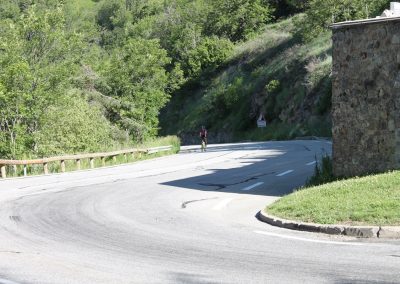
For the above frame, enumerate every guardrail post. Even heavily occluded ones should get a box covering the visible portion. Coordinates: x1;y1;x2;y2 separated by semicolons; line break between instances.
23;165;27;177
76;159;81;170
43;163;49;175
90;158;94;169
124;153;127;162
101;157;105;167
61;160;66;173
112;156;117;163
13;165;17;176
1;165;6;179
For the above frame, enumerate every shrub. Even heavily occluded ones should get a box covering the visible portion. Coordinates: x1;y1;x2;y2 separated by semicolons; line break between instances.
206;0;274;42
265;79;280;94
35;92;115;156
186;36;234;77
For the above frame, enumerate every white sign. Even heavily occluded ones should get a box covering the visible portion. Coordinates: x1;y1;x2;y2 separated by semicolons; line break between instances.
257;114;266;128
257;120;266;128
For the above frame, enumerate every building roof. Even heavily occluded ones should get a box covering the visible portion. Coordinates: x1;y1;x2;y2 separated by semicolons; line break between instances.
331;16;400;30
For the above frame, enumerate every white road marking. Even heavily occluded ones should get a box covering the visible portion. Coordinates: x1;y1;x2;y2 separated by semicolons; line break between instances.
306;161;317;166
254;231;364;246
242;182;264;191
276;170;294;177
212;198;235;210
0;279;21;284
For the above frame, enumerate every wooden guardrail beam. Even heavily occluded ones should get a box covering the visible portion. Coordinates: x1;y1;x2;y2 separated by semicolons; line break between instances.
0;145;173;179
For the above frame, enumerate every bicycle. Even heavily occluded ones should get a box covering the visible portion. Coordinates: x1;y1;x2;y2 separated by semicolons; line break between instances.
200;137;207;152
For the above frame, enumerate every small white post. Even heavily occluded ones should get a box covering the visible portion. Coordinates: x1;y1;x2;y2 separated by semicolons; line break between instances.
0;165;6;179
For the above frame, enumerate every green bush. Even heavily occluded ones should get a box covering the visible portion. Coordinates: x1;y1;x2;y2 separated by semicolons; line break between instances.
35;92;115;156
265;79;280;94
205;0;274;42
186;36;234;77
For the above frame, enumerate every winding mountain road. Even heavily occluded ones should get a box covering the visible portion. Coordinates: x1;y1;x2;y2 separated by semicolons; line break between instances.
0;141;399;283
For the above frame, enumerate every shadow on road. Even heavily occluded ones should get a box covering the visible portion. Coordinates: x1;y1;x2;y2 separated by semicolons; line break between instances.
163;141;331;197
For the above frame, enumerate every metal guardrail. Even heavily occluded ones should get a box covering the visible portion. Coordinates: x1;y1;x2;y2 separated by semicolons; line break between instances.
0;145;173;179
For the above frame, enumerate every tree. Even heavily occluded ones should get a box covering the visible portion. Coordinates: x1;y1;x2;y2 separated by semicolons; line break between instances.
205;0;274;42
300;0;389;40
269;0;308;18
0;5;83;158
35;92;115;155
186;36;234;77
102;38;172;141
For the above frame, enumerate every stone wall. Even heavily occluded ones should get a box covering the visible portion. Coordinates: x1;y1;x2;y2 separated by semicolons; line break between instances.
332;18;400;177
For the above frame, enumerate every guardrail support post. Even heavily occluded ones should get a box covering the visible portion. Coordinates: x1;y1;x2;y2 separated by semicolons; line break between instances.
112;156;117;163
43;163;49;175
13;165;17;176
90;158;94;169
101;157;105;167
23;165;27;177
76;159;81;170
124;153;127;162
1;165;6;179
61;160;66;173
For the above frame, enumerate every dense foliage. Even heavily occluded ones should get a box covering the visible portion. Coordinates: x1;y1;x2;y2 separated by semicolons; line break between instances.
0;0;276;158
0;0;393;157
300;0;390;39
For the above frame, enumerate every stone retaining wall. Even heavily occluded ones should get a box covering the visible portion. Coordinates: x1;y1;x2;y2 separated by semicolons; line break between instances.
332;18;400;177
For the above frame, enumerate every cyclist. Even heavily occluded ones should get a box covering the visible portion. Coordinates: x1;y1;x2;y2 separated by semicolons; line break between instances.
199;125;207;152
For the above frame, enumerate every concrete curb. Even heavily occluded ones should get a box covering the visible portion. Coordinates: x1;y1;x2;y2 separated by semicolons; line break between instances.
257;210;400;239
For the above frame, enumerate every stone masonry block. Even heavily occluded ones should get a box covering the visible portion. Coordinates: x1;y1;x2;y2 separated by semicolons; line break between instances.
332;19;400;176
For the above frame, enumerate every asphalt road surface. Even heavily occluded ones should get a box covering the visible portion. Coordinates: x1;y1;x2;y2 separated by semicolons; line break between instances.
0;141;399;284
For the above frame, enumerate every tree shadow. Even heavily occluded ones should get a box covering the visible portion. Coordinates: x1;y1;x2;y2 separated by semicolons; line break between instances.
164;142;330;198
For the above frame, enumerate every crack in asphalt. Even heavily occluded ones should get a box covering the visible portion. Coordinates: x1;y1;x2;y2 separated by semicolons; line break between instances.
9;216;21;222
197;172;275;190
181;197;219;209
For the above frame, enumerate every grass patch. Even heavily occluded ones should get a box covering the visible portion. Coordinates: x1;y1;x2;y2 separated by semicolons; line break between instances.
266;171;400;226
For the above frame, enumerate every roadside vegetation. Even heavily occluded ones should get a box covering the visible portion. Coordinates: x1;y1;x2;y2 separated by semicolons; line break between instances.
161;15;333;143
305;155;336;186
266;170;400;226
0;0;391;159
160;0;390;143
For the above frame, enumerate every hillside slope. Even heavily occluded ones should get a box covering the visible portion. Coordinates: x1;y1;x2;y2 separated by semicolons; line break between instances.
160;16;332;144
